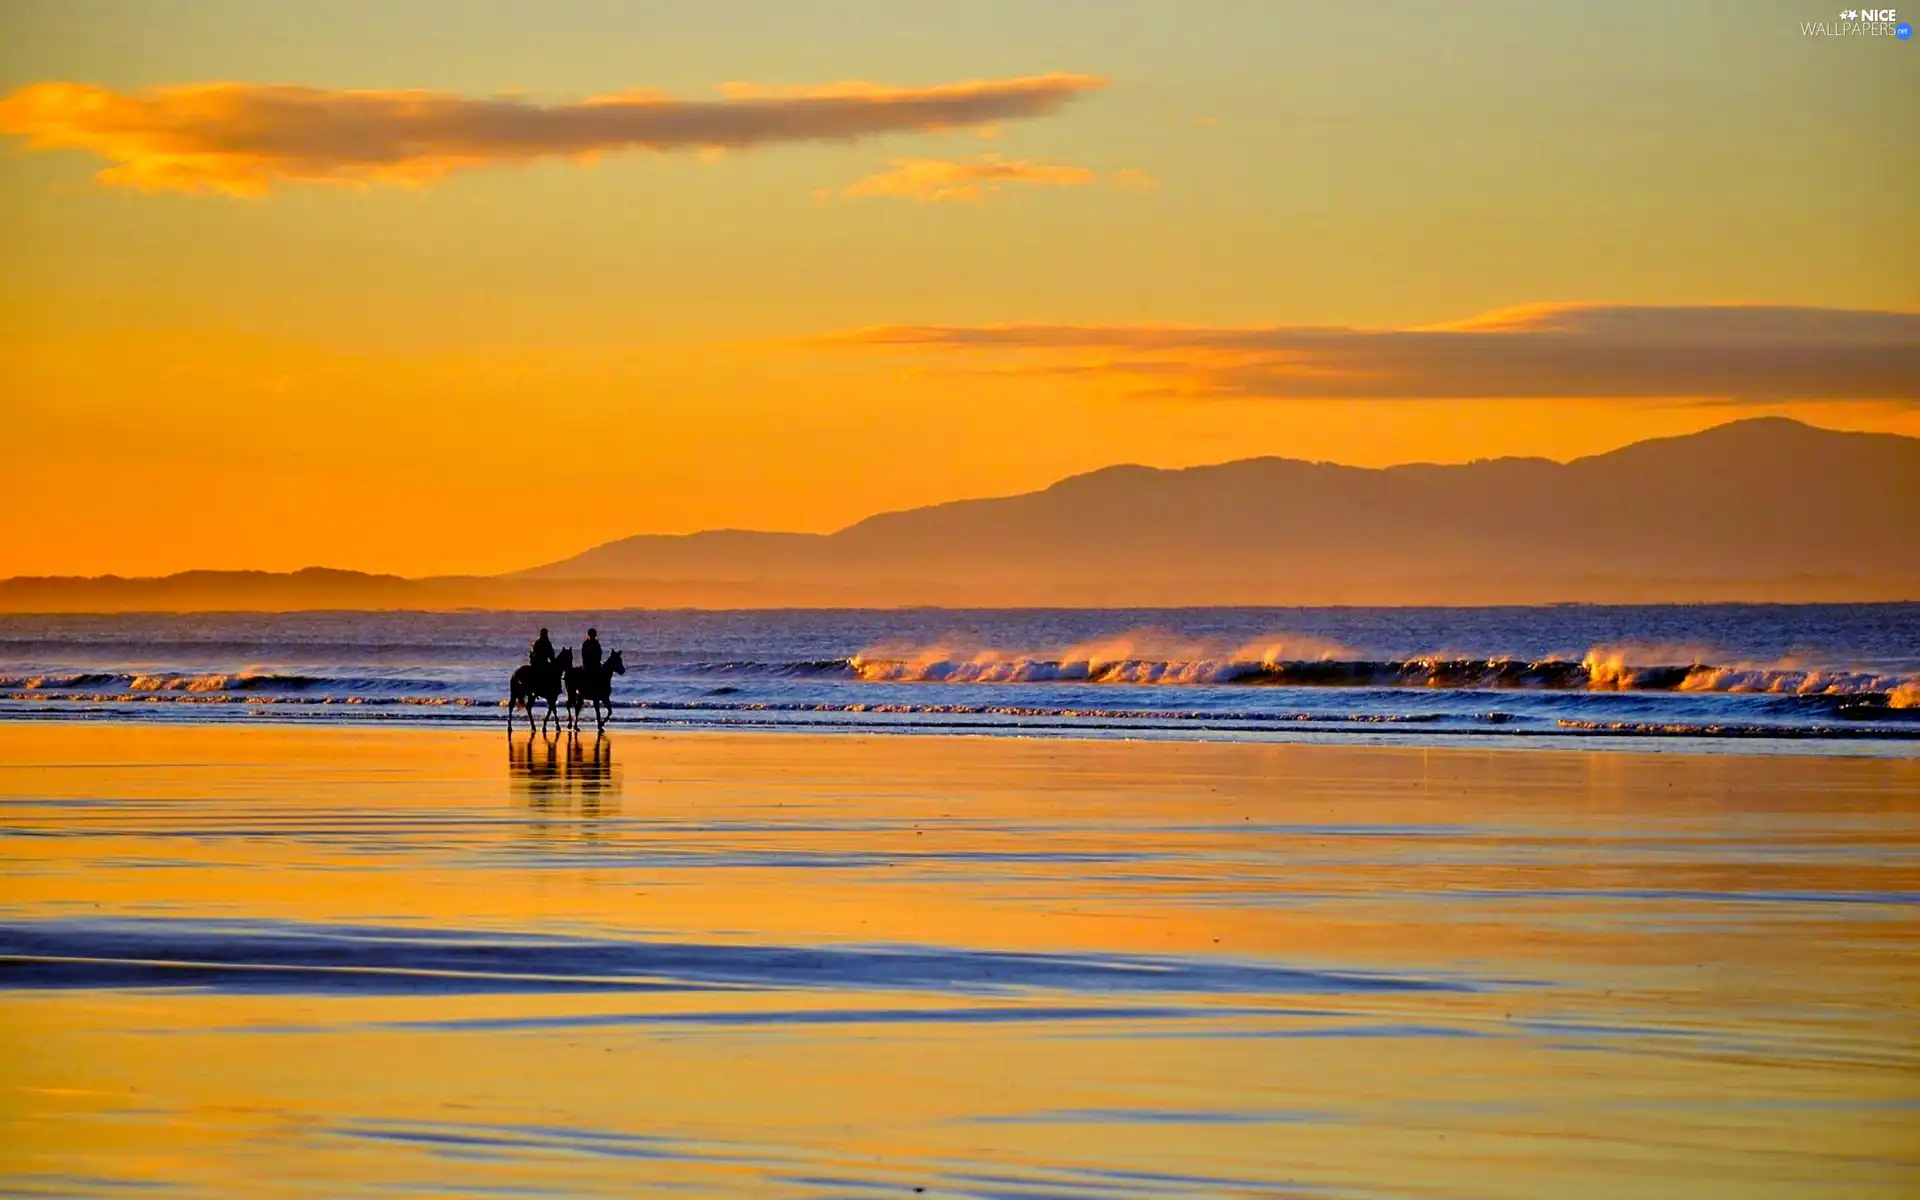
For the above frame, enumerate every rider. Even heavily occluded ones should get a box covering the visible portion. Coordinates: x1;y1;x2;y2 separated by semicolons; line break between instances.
529;627;554;670
580;627;603;677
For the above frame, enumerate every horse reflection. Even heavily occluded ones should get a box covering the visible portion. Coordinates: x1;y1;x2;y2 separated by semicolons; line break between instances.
509;732;619;818
564;732;615;807
508;734;563;805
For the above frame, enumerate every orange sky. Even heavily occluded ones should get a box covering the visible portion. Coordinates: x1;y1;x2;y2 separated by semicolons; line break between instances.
1;1;1914;578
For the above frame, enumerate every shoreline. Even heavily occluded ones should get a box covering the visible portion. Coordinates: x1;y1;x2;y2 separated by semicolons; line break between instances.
2;710;1917;760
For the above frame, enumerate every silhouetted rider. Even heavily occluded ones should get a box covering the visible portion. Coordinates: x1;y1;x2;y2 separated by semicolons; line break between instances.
581;627;603;676
529;628;554;670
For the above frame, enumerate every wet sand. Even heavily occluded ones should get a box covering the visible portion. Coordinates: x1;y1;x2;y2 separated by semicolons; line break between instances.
2;723;1917;1197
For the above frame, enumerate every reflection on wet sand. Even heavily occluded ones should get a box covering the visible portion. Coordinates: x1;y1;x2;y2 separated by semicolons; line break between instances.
2;725;1917;1198
510;732;619;814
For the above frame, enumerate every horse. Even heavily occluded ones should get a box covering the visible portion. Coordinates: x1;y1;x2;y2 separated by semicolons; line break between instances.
564;649;625;733
508;646;572;735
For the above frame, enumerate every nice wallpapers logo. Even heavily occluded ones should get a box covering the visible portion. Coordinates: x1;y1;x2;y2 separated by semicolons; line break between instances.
1802;7;1913;35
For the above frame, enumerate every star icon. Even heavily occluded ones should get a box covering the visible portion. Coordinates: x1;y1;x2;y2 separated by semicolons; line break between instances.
1840;7;1857;16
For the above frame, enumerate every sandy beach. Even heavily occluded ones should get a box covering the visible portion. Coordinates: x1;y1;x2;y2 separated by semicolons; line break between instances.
1;723;1915;1197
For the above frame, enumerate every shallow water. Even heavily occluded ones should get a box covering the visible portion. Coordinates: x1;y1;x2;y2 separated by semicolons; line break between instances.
2;724;1917;1197
3;605;1917;749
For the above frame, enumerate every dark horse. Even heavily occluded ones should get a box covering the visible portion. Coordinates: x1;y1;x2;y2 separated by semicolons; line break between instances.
565;649;626;733
508;646;572;734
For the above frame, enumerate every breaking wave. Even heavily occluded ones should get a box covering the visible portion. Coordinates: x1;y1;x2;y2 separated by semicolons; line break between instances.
838;636;1919;702
4;651;1915;705
851;632;1357;685
3;613;1915;744
0;671;450;695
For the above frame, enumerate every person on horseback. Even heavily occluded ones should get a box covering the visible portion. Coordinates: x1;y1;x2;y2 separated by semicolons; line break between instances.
580;628;603;679
529;628;555;670
509;644;571;735
565;645;624;733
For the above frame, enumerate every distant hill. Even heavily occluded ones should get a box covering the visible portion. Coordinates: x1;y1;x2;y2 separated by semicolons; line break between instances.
515;418;1920;605
0;568;438;614
4;419;1916;611
0;568;905;614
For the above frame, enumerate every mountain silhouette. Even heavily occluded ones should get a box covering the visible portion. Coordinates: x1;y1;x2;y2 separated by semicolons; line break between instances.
516;417;1920;605
5;418;1915;610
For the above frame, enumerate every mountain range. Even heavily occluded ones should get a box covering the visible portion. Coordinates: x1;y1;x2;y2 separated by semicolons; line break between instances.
6;418;1916;611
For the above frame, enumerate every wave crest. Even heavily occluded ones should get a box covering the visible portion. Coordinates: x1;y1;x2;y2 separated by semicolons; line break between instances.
851;629;1357;685
847;634;1916;699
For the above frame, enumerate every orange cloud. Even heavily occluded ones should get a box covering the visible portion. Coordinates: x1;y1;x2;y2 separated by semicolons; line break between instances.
839;153;1096;203
836;154;1155;203
820;304;1920;403
0;74;1107;195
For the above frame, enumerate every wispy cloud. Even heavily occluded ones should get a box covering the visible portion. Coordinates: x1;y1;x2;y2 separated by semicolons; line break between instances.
834;153;1152;203
0;74;1107;195
822;304;1920;403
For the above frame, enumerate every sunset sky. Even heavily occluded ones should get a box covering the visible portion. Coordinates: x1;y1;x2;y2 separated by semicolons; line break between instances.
2;0;1915;578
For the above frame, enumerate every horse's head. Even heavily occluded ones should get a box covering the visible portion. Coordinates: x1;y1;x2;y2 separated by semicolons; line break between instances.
555;646;573;668
608;649;626;675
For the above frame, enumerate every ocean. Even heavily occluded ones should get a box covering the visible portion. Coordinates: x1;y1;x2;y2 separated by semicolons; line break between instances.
0;605;1915;751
